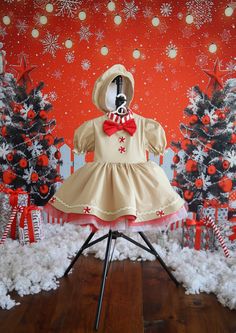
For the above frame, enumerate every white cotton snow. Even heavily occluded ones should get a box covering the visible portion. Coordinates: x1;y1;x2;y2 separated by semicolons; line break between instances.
0;224;235;311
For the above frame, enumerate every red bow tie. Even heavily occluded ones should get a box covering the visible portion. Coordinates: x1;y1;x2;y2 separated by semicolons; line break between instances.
103;118;137;136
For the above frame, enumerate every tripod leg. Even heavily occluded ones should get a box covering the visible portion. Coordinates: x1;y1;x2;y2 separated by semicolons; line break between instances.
95;230;113;331
64;231;95;276
138;232;179;287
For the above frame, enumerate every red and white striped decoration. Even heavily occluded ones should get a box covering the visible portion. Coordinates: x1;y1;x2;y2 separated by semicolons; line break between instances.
0;206;18;244
107;109;133;124
203;215;230;258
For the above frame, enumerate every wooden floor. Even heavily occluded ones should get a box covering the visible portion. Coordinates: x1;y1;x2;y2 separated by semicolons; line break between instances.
0;255;235;333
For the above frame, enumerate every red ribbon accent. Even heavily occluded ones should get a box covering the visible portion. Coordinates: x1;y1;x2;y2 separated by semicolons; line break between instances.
203;199;228;208
103;118;137;136
19;205;41;243
4;188;29;207
186;218;210;250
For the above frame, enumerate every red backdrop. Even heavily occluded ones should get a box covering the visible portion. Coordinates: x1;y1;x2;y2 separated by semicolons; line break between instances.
0;0;235;147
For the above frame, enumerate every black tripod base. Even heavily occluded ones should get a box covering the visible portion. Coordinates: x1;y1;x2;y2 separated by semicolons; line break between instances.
64;230;179;331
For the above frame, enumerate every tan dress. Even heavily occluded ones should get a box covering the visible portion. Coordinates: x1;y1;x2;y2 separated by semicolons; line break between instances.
46;111;187;231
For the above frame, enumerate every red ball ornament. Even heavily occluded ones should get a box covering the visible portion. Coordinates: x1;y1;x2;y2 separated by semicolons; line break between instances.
173;154;180;164
195;178;203;188
222;160;230;170
2;170;16;184
19;158;28;168
201;115;210;125
204;142;212;152
37;154;49;167
230;133;236;144
39;110;48;120
6;153;14;162
185;159;198;172
31;172;39;182
11;102;22;113
54;150;61;160
207;165;216;175
218;176;233;193
44;134;54;145
27;110;36;119
39;184;49;195
184;190;194;201
189;115;198;124
171;180;179;187
24;137;32;146
1;126;7;137
181;139;191;150
218;112;226;120
54;176;61;182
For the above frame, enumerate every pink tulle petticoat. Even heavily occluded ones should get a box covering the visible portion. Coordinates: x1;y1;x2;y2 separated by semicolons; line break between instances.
44;202;188;232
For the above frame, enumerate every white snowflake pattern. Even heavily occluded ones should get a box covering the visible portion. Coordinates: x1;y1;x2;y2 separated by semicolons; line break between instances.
28;140;43;157
122;1;139;20
36;90;50;108
16;20;28;34
192;146;208;163
48;91;58;101
226;61;236;72
54;0;81;18
187;87;198;99
195;54;208;67
154;62;164;72
20;103;34;120
95;30;104;41
0;143;12;159
23;166;35;184
0;26;7;39
78;25;92;42
186;0;214;29
143;6;153;18
165;42;178;57
225;151;236;167
65;52;75;63
33;0;47;7
33;13;42;26
41;31;61;58
220;29;231;43
188;97;201;113
80;80;88;89
52;69;62;79
160;3;172;17
81;59;91;71
201;174;212;190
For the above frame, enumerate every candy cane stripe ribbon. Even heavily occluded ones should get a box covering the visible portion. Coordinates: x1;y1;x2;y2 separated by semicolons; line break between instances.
0;206;24;245
203;215;230;258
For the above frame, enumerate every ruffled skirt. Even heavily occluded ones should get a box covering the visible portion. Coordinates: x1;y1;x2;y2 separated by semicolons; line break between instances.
44;160;188;231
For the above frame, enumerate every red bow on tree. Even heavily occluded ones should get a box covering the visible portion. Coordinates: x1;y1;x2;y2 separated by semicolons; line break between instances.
103;119;137;136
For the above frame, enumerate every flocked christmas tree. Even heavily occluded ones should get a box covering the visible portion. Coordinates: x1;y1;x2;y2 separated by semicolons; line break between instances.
171;60;236;213
0;43;64;206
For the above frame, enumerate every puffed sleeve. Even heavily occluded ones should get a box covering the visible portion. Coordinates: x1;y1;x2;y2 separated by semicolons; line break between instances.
73;120;95;155
144;118;167;155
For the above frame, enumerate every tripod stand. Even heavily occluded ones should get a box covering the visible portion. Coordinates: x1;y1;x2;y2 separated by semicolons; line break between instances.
64;229;179;331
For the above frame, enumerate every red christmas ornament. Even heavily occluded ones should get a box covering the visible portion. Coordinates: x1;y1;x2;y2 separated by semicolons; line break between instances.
39;110;48;120
31;172;39;182
185;159;198;172
204;142;212;152
171;180;179;187
218;176;233;193
27;110;36;119
19;158;28;168
218;112;226;120
39;184;49;195
1;126;7;137
54;150;61;159
11;102;22;113
207;165;216;175
201;115;210;125
2;169;16;184
173;154;180;164
6;153;14;162
44;134;54;145
37;154;49;167
54;176;61;182
181;138;191;150
184;190;194;201
24;137;32;146
189;115;198;124
195;178;203;188
230;133;236;144
203;58;231;94
222;160;230;170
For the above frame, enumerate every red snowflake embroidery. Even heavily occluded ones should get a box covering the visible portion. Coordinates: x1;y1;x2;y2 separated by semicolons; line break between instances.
156;210;165;217
119;136;126;143
118;146;126;154
84;206;91;214
50;197;56;204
